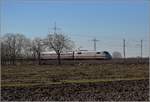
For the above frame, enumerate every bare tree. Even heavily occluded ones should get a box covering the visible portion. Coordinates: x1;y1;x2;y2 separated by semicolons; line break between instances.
1;33;29;65
1;41;8;65
45;33;74;64
22;38;32;58
31;38;44;65
2;34;16;64
1;33;73;65
112;51;122;59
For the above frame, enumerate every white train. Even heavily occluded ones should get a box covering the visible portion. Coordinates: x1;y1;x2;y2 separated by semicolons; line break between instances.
41;50;112;60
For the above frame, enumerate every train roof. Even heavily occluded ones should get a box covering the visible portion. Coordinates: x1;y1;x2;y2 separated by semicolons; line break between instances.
41;50;110;54
41;51;56;54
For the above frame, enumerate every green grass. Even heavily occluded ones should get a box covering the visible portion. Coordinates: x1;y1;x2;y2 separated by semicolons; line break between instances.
1;64;149;87
62;77;148;83
2;77;148;87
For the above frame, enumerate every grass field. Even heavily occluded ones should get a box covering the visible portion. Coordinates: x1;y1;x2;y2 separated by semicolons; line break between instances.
1;63;149;87
1;63;149;101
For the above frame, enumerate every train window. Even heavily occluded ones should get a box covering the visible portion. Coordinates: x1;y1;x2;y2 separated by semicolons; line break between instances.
96;52;101;54
77;52;82;54
103;51;109;54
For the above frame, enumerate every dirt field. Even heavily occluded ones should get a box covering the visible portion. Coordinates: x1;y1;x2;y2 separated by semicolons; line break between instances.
1;63;149;101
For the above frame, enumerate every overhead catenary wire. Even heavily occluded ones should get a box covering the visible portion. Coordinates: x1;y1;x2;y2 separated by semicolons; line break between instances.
47;24;148;57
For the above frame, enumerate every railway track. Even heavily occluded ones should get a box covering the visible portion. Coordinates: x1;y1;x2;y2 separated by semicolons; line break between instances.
40;58;149;64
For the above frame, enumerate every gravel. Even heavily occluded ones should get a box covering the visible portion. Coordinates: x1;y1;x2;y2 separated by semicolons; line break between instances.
1;79;149;101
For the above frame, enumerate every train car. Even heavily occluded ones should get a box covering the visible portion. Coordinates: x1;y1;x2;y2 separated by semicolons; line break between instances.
74;51;112;60
41;50;112;60
41;51;73;60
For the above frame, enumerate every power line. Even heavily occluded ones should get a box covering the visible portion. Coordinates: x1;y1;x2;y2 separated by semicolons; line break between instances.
54;22;57;34
123;39;126;59
141;40;143;58
49;22;61;34
91;38;99;51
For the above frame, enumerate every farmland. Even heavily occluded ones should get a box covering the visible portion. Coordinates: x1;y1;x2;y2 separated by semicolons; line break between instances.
1;62;149;101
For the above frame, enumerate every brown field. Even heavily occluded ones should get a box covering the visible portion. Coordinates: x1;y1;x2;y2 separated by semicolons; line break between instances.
1;61;149;101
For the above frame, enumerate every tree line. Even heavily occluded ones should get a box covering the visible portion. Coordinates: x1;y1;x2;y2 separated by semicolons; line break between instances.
1;33;74;65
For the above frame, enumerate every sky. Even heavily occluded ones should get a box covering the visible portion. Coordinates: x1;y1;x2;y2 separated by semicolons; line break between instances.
1;0;150;57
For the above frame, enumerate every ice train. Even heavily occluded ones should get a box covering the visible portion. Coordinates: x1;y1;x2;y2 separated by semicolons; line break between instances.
41;50;112;60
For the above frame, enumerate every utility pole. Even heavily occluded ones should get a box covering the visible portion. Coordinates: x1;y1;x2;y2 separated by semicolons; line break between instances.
54;22;57;34
50;22;61;34
92;38;99;51
141;40;143;58
123;39;126;59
